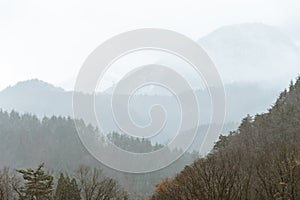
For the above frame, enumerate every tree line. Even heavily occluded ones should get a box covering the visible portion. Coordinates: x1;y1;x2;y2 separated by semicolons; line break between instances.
150;78;300;199
0;110;198;199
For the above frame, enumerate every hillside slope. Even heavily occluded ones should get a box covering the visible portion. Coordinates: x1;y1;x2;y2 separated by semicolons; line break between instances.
151;77;300;200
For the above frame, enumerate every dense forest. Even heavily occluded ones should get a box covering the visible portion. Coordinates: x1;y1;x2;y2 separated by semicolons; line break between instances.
150;78;300;199
0;110;197;199
1;77;300;199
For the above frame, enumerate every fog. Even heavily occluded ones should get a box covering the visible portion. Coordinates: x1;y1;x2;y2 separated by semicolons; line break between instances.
0;0;300;91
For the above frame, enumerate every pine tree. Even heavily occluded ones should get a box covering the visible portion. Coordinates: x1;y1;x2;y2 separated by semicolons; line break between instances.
17;163;53;200
64;176;71;199
54;173;67;200
69;178;81;200
55;174;80;200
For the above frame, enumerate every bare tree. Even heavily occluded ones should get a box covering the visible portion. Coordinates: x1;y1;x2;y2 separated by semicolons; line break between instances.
0;168;19;200
76;166;128;200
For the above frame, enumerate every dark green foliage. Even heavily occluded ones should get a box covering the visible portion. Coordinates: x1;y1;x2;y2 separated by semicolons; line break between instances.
107;132;163;153
0;112;98;171
70;178;81;200
54;174;66;200
55;173;80;200
16;163;53;200
0;110;198;198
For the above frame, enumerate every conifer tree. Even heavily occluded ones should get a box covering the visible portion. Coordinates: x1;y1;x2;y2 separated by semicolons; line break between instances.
69;178;81;200
55;174;81;200
54;173;67;200
17;163;53;200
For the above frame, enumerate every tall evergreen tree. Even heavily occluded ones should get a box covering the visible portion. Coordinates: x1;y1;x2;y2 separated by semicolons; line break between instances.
69;178;81;200
55;173;80;200
54;173;67;200
17;163;53;200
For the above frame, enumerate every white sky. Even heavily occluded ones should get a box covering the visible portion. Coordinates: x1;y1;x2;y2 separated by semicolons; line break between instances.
0;0;299;90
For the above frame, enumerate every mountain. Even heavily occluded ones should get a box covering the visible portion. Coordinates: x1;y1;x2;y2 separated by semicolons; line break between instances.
0;79;72;117
0;80;276;128
0;23;298;150
199;23;300;88
2;79;64;93
1;23;297;122
150;77;300;199
0;79;279;154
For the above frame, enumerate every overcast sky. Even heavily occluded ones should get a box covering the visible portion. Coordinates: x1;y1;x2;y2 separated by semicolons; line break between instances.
0;0;300;91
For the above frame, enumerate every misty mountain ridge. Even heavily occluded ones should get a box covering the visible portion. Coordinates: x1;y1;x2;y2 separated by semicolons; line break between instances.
0;22;298;142
117;23;299;93
1;22;299;199
2;79;65;94
0;78;276;153
199;23;300;88
0;78;278;124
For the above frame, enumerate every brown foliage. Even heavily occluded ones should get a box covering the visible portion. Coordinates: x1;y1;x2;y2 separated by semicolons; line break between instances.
151;77;300;200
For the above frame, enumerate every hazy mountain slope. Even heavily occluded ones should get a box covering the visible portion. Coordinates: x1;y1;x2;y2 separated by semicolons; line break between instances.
199;23;300;88
0;79;73;117
0;23;297;143
0;79;278;154
0;80;277;124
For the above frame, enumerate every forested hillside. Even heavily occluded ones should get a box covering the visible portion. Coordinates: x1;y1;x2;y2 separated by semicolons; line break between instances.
0;111;197;199
150;77;300;200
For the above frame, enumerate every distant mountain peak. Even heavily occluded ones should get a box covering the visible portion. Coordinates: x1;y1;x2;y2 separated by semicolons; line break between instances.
200;23;297;47
198;23;300;88
2;79;65;93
